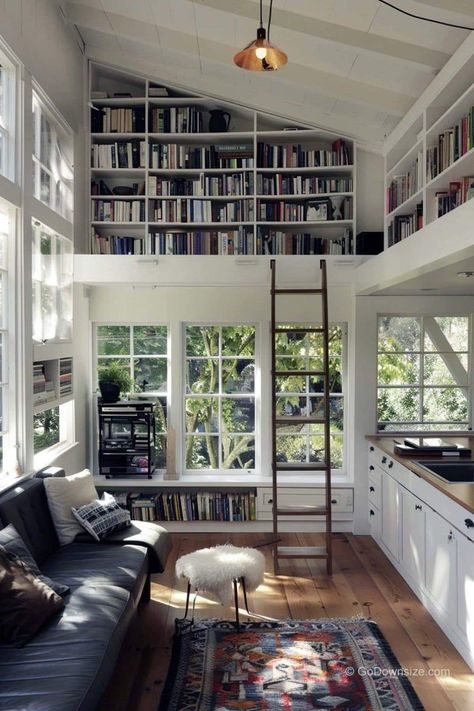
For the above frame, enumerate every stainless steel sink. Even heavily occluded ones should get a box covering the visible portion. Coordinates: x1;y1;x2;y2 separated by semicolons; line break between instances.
415;460;474;484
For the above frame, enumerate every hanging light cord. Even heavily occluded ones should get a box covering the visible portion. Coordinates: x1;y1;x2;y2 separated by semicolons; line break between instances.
267;0;274;40
377;0;473;31
259;0;263;28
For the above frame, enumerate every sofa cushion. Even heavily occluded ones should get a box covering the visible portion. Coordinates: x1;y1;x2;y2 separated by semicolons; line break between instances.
0;524;70;597
72;492;131;541
0;479;59;565
41;541;148;596
0;583;135;711
0;546;64;648
44;469;98;546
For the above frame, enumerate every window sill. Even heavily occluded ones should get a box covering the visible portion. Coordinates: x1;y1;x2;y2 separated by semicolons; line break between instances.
33;440;79;471
0;472;34;496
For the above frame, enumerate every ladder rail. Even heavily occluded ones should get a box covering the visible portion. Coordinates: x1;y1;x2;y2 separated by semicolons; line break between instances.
270;259;333;576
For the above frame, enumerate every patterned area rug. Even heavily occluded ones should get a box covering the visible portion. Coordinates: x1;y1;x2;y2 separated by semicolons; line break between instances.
159;618;425;710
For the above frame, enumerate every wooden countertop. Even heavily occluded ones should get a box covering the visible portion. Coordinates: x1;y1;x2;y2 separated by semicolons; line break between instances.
366;435;474;514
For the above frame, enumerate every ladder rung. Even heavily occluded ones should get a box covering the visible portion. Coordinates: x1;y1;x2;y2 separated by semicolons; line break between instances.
274;370;325;377
274;328;325;334
276;416;325;424
273;288;323;295
276;507;328;516
277;545;328;559
275;462;328;471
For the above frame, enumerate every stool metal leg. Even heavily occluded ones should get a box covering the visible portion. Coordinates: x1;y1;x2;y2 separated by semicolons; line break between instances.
240;577;250;615
183;580;191;619
175;581;193;636
233;578;240;632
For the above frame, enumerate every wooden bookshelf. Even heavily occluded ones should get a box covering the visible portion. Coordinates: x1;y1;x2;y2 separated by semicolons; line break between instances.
384;47;474;249
89;64;357;257
33;357;73;415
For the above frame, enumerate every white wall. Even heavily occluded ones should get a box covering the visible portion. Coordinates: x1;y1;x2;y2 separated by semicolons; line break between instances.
356;149;384;234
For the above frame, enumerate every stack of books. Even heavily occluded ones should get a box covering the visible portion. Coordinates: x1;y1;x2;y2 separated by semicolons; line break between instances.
116;490;258;522
149;106;204;133
59;358;73;399
91;107;145;133
148;173;253;196
33;363;56;407
386;152;423;212
387;202;423;246
91;141;147;169
146;228;254;255
90;229;143;255
257;174;353;195
257;139;352;168
426;107;474;180
257;229;351;255
149;198;253;223
92;199;145;222
434;176;474;218
149;144;254;170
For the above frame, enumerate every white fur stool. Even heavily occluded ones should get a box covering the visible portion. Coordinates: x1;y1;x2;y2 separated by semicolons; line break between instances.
176;544;266;630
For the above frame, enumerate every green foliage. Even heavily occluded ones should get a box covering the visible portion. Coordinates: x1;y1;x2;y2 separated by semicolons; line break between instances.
34;407;59;454
98;361;132;395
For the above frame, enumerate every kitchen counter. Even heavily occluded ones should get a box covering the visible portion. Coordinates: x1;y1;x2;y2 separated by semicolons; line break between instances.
366;435;474;514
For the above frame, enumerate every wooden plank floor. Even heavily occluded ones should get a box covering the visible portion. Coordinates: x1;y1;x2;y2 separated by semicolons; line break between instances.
98;532;474;711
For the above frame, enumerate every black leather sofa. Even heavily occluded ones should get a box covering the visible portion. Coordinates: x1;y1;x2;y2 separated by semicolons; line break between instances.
0;474;171;711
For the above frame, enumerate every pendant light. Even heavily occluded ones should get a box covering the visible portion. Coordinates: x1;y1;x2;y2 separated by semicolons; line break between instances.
233;0;287;72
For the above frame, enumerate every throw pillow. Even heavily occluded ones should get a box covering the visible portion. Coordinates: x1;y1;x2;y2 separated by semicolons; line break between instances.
0;546;64;647
44;469;98;545
0;524;69;597
72;492;131;541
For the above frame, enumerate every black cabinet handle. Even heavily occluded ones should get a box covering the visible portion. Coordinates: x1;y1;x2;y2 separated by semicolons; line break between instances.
369;509;375;516
415;504;422;511
331;499;337;504
268;499;273;504
370;486;375;492
370;446;374;452
388;461;394;469
465;518;474;529
369;465;374;471
382;456;387;464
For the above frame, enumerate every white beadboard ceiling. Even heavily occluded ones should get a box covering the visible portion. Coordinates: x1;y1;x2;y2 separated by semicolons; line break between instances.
64;0;473;149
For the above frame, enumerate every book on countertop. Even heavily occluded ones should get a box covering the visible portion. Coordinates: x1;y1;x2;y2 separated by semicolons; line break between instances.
394;438;471;457
149;87;169;97
91;91;108;100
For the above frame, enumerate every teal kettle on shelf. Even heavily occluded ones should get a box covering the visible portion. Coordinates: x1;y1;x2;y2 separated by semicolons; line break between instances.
209;110;231;132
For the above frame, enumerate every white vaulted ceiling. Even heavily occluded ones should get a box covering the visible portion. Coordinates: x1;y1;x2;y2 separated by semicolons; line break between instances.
63;0;473;149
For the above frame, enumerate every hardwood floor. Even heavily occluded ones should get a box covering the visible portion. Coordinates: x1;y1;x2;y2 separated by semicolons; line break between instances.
98;532;474;711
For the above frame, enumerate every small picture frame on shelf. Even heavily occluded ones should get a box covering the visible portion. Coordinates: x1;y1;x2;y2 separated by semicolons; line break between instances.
306;198;330;222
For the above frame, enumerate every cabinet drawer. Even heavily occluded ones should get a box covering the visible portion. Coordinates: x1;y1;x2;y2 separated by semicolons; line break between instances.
368;473;382;510
258;488;353;520
368;444;396;474
369;504;381;540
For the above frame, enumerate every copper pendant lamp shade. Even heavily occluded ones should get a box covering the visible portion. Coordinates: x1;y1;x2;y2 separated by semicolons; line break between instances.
233;1;287;72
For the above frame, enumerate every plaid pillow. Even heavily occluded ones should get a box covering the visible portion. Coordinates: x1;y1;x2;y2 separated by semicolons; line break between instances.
72;493;131;541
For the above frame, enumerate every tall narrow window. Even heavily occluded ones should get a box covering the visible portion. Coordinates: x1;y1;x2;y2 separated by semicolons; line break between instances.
32;220;73;342
0;49;16;180
32;93;73;220
377;316;470;431
96;325;169;467
184;325;256;471
0;200;12;474
275;324;344;469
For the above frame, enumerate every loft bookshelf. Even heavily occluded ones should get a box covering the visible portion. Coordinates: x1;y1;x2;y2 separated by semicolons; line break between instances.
384;44;474;249
88;63;359;257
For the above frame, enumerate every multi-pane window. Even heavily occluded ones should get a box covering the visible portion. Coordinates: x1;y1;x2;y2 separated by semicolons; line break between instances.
0;54;15;180
0;202;10;472
32;93;73;220
96;325;168;467
185;325;256;470
275;325;344;469
32;220;73;342
377;316;470;431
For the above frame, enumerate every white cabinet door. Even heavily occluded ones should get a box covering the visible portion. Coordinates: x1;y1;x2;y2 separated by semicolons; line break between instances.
381;473;400;561
401;488;426;587
457;533;474;654
425;508;457;618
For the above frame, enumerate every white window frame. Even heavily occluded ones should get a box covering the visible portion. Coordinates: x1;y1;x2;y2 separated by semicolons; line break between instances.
0;41;17;182
274;321;347;474
183;323;259;475
377;314;471;434
33;400;75;469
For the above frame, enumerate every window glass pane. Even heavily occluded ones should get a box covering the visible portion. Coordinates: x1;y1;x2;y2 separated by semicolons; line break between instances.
185;397;218;433
133;326;167;355
378;316;420;352
134;357;167;392
34;407;60;453
378;387;420;424
222;359;255;393
221;435;255;469
424;316;469;352
97;325;130;355
276;435;306;463
186;435;218;469
378;353;420;386
222;326;255;356
186;326;219;356
187;359;219;394
423;388;468;422
423;354;467;386
222;397;255;433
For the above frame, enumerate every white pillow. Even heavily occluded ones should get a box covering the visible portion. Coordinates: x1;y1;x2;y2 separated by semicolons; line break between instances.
44;469;98;545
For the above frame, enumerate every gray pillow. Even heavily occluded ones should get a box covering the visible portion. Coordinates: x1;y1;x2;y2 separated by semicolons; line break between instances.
72;492;131;541
0;525;69;597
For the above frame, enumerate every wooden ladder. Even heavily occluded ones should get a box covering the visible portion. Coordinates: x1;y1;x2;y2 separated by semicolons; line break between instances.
270;258;332;576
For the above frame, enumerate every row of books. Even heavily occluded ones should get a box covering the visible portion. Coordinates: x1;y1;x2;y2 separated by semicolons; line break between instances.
59;358;73;398
258;230;352;255
434;177;474;218
149;106;204;133
90;229;142;255
256;174;353;195
387;152;423;212
257;139;352;168
92;200;145;222
91;141;147;169
387;202;423;247
147;229;254;255
114;490;258;522
149;144;254;169
91;179;145;196
148;199;254;223
91;107;146;134
426;108;474;181
147;173;254;197
33;362;56;406
257;197;352;222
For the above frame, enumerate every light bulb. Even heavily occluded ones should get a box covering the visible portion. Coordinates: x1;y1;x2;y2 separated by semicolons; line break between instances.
255;46;267;59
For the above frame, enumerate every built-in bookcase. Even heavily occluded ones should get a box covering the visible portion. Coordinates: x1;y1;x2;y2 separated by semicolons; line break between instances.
89;64;358;257
33;357;73;415
384;50;474;249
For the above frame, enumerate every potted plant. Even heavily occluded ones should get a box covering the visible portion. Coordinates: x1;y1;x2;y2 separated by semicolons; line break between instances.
98;363;132;403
